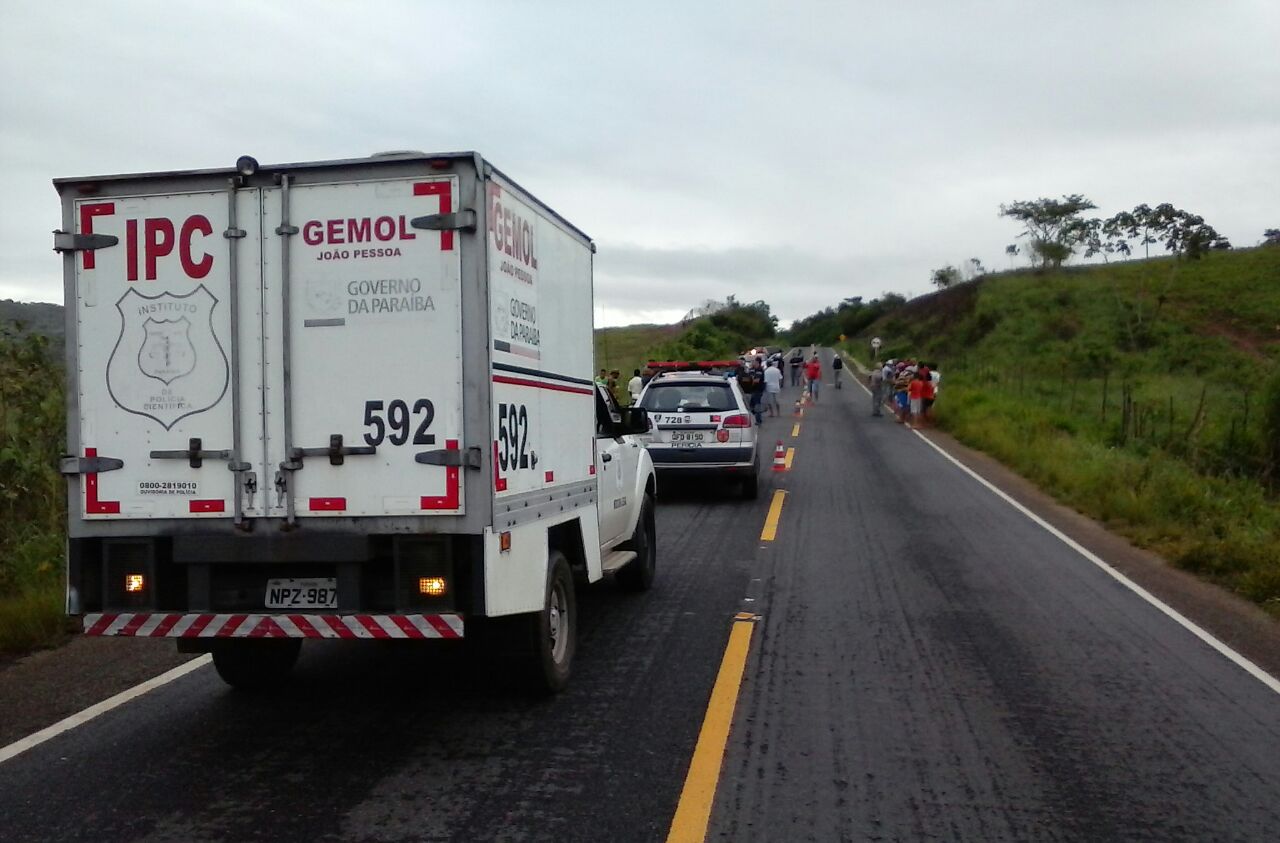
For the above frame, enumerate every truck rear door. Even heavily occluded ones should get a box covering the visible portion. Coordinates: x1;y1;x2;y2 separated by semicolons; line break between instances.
260;175;464;519
71;190;254;520
69;173;464;522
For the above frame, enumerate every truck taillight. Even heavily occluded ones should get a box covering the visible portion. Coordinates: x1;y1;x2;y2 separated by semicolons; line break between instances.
418;577;448;597
722;414;751;428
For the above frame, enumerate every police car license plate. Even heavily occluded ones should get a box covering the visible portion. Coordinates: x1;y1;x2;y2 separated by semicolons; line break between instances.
669;431;706;446
265;578;338;609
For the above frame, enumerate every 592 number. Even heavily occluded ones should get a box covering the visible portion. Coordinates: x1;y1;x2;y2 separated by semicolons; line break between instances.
497;402;529;471
363;399;435;447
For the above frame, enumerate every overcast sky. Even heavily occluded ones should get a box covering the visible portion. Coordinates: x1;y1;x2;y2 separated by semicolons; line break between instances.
2;0;1276;327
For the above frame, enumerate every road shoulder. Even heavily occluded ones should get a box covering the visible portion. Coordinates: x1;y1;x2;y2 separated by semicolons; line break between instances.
916;423;1280;681
0;637;197;747
843;352;1279;684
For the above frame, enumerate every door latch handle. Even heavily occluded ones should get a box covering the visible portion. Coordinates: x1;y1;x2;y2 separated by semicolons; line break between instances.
291;434;376;466
601;453;613;463
274;470;288;508
243;471;258;509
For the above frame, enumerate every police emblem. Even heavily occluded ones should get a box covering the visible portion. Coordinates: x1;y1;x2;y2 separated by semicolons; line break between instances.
138;317;196;384
107;286;229;430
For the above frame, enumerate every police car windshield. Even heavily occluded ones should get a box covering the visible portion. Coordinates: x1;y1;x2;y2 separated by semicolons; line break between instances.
640;382;738;413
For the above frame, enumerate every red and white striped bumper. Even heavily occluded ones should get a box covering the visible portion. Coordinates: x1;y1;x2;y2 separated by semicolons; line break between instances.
82;612;464;640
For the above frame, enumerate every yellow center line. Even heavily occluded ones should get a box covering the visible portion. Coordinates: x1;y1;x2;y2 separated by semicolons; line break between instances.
759;489;786;542
790;422;800;437
665;618;756;843
784;448;795;470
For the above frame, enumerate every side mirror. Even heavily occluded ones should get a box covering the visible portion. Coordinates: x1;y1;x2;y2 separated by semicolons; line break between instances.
619;407;651;435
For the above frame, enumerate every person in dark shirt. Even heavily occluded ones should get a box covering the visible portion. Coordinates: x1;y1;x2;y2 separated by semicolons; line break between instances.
789;352;804;387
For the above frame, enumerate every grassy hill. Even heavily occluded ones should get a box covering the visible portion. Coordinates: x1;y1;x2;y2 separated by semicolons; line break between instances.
595;302;779;376
1;300;64;343
594;323;684;376
844;247;1280;616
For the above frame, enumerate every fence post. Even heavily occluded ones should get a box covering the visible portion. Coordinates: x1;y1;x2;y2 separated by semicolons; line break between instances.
1101;370;1109;422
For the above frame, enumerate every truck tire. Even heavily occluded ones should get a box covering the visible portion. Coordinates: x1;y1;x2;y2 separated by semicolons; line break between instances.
617;494;656;592
211;639;301;691
519;551;576;694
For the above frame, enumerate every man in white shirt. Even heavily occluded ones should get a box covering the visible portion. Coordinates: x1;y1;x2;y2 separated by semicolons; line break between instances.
763;361;783;416
627;369;643;405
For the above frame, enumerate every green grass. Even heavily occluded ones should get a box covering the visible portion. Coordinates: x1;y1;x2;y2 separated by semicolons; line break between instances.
0;585;67;658
846;247;1280;616
1;327;68;656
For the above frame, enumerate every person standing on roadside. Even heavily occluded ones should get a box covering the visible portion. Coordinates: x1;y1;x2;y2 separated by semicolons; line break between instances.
907;370;925;429
832;354;844;389
881;359;895;413
893;364;912;422
921;367;936;423
739;359;765;424
805;353;822;402
763;359;783;417
789;350;804;387
869;363;884;416
607;370;622;406
627;368;643;405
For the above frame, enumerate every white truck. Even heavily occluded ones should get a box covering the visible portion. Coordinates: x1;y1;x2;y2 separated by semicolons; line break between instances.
54;152;657;692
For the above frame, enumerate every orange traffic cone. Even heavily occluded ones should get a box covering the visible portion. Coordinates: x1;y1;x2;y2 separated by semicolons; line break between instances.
772;440;787;472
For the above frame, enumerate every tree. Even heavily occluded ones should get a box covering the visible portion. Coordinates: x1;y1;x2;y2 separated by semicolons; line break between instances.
931;266;962;289
1004;244;1020;268
998;194;1097;269
1263;229;1280;247
969;258;986;278
1153;207;1229;260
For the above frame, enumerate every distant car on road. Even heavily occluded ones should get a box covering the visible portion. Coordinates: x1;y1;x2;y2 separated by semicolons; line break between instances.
638;369;760;498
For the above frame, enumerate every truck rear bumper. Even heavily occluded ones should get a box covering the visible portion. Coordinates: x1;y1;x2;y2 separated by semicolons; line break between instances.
81;612;464;640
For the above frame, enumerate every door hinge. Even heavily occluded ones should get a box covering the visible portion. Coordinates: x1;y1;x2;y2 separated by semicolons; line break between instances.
52;231;119;253
150;438;232;469
410;209;477;232
290;434;377;467
60;455;124;475
415;446;482;469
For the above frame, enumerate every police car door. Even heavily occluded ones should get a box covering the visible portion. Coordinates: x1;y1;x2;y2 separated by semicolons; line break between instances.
594;386;629;545
259;174;464;520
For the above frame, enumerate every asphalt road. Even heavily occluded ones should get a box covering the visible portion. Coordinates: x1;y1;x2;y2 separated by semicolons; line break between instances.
2;351;1278;842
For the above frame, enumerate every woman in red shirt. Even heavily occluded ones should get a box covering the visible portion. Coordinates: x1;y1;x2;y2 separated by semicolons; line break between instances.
907;372;925;428
920;368;936;423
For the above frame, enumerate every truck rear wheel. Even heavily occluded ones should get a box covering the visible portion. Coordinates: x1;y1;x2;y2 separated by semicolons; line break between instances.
211;639;301;691
519;551;576;694
617;494;656;592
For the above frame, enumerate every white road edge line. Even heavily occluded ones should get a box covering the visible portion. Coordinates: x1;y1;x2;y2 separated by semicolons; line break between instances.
841;352;1280;696
0;654;212;765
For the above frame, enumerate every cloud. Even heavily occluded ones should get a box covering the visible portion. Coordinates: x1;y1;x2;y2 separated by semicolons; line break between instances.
595;244;920;325
2;0;1277;324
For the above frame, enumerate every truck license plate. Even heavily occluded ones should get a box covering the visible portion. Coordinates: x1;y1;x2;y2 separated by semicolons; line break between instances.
265;578;338;610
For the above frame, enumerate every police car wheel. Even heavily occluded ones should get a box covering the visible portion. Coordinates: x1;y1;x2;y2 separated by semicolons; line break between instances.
617;494;656;592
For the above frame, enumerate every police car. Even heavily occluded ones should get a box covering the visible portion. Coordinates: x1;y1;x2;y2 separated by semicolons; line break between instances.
637;363;761;498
